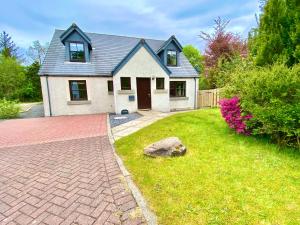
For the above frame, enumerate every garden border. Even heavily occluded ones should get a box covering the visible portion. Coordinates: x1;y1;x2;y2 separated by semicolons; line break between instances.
106;114;157;225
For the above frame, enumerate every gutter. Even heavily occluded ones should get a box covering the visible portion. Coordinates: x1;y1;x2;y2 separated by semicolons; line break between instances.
194;77;197;109
45;75;52;116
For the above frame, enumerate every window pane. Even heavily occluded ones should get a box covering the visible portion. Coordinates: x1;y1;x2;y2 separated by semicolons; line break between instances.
170;81;176;97
70;43;77;51
156;78;164;90
69;80;88;100
167;50;177;66
169;81;186;97
76;43;84;51
72;90;80;100
70;42;85;62
77;81;86;90
107;81;113;92
121;77;131;90
71;82;79;91
70;51;84;61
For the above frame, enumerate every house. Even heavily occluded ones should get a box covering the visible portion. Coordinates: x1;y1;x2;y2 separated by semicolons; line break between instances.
39;23;199;116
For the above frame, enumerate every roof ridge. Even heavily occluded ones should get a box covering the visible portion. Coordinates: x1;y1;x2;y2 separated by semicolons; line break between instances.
55;29;166;42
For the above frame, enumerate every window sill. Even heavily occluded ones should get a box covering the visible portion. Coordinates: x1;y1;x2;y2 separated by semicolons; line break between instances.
67;100;91;105
117;90;135;94
64;61;91;64
154;89;168;94
108;91;114;95
170;97;189;101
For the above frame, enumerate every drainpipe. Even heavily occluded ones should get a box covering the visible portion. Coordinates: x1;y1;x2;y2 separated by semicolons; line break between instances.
45;75;52;116
194;77;197;109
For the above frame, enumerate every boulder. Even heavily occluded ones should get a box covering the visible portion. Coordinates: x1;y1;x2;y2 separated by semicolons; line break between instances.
144;137;186;157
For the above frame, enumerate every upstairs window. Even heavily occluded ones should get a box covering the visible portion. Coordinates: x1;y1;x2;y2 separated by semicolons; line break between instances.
69;42;85;62
167;50;177;66
69;80;88;100
170;81;186;97
121;77;131;90
156;78;164;90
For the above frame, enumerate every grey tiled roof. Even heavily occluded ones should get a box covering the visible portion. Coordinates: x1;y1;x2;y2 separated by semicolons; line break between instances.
40;29;199;78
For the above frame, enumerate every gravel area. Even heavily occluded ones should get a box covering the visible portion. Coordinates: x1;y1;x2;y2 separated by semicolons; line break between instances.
109;112;142;128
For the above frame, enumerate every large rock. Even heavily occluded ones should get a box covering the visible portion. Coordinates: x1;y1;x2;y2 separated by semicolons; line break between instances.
144;137;186;157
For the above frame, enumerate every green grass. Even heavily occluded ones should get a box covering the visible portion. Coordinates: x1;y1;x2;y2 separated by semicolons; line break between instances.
115;109;300;225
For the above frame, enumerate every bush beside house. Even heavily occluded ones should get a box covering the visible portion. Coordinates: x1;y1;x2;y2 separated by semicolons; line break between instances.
219;96;252;135
222;64;300;148
0;99;20;119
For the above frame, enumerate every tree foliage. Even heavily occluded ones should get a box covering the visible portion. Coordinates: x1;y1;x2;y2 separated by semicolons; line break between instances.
182;45;204;73
249;0;300;66
27;40;49;64
0;34;43;102
0;31;19;59
200;17;247;69
0;55;25;99
199;17;248;89
22;62;42;101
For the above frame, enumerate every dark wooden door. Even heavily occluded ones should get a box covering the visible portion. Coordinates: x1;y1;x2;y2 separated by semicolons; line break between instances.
136;78;151;109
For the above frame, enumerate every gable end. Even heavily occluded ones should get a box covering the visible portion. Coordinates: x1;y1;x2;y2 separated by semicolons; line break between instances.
112;39;171;76
60;23;92;49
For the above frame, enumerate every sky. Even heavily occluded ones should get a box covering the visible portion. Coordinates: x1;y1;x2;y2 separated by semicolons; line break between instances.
0;0;260;54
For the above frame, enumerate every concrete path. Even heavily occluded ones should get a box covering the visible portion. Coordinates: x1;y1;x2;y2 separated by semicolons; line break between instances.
19;103;44;119
111;111;173;141
0;115;145;225
20;102;42;113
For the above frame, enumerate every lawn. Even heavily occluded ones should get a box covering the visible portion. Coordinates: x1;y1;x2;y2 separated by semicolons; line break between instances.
115;109;300;225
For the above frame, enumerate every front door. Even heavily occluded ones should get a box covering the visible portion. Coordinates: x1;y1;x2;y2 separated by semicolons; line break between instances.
136;78;151;109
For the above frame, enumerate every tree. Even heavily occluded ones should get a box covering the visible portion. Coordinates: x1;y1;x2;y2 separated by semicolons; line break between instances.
200;17;247;69
199;17;248;88
22;62;42;101
27;41;49;64
182;45;204;73
249;0;300;66
0;31;19;58
0;55;25;99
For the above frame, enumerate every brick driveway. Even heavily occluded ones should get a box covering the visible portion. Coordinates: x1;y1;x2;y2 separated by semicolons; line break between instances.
0;115;145;225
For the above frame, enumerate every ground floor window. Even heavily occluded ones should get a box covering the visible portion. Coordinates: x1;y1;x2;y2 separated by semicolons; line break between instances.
170;81;186;97
69;80;88;100
107;80;113;92
121;77;131;90
156;78;164;90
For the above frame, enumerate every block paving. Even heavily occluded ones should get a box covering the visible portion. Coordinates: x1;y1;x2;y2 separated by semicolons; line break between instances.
0;115;145;225
0;114;107;148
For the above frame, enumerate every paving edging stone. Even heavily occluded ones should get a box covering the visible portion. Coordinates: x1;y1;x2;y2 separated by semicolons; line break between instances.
106;114;157;225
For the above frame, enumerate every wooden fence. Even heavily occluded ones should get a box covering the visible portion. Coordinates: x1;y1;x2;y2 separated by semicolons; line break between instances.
197;88;220;108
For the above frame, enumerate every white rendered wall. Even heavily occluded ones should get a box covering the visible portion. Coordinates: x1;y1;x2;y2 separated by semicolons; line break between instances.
113;46;170;114
40;76;114;116
169;78;198;111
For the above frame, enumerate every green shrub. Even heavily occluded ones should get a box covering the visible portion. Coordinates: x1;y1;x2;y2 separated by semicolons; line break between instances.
0;99;20;119
216;56;255;88
199;76;209;90
223;64;300;148
0;56;25;100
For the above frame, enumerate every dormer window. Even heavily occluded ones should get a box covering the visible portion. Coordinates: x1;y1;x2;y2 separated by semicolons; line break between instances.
69;42;85;62
167;50;177;66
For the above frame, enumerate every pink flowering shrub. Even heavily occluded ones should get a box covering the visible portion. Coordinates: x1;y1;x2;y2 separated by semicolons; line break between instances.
219;96;252;135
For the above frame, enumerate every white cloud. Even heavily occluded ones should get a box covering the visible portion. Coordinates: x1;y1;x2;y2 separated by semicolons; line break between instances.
1;0;258;52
